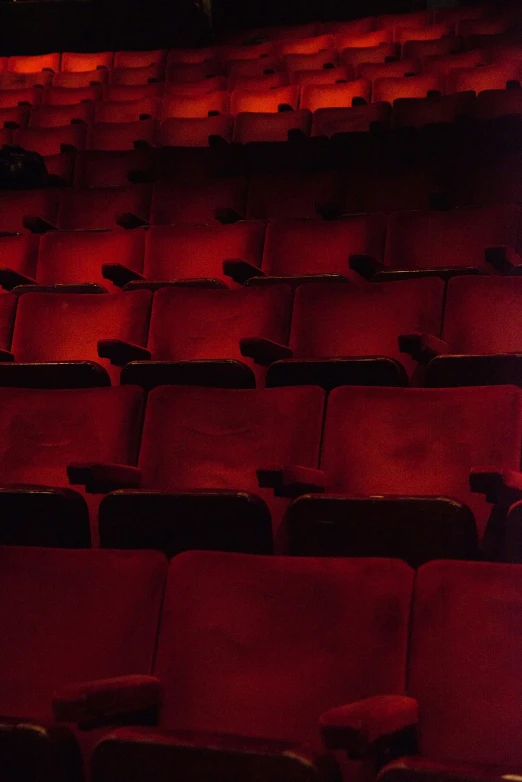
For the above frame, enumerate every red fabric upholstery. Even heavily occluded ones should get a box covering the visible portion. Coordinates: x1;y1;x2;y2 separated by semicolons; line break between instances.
61;51;113;72
340;43;396;71
14;124;86;156
0;546;166;720
163;91;229;120
154;552;413;743
392;92;475;129
87;119;157;151
384;205;522;272
377;10;430;42
409;560;522;765
247;171;337;220
234;109;311;143
0;189;60;233
284;50;337;75
0;292;16;347
263;215;387;277
168;47;216;65
43;85;102;105
300;79;371;111
138;386;324;532
113;50;166;69
11;291;151;384
289;278;444;379
147;286;292;386
94;98;160;124
290;67;352;87
372;74;444;103
56;185;152;230
401;37;459;61
103;82;165;101
166;61;221;83
0;234;39;286
320;695;419;749
276;34;333;57
311;103;391;135
38;229;145;291
422;49;487;77
0;386;145;541
8;53;60;73
359;60;420;83
474;88;522;120
0;87;41;108
0;71;53;89
446;63;521;95
150;178;247;224
74;149;154;187
229;86;299;115
397;23;452;44
220;41;275;62
144;221;264;286
228;73;288;91
29;102;93;128
52;68;108;87
335;29;392;51
321;385;522;541
158;114;234;146
53;675;162;724
110;64;164;86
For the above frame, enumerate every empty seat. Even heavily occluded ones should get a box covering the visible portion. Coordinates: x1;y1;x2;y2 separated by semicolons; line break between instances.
227;56;282;80
378;10;431;41
0;71;52;90
397;22;453;45
56;185;152;230
247;171;338;220
401;36;461;61
110;64;164;86
0;234;39;290
422;48;487;77
229;73;287;91
87;119;156;151
342;163;440;215
13;124;86;155
284;50;338;75
392;92;475;128
158;115;234;146
29;102;93;128
336;29;393;50
276;34;333;57
89;552;412;776
165;77;227;98
312;102;391;134
234;109;311;142
103;82;165;102
0;189;60;234
94;98;160;124
7;53;60;73
379;561;522;779
74;148;155;187
0;386;145;545
117;285;292;390
372;74;444;103
359;59;420;82
220;41;275;63
284;385;522;562
166;61;221;83
0;104;30;128
43;85;102;105
340;42;397;71
162;91;229;119
113;50;166;70
290;66;353;87
446;62;521;94
300;80;371;111
458;17;512;38
474;87;522;119
150;177;247;224
61;51;113;72
95;385;325;552
230;85;299;114
0;87;42;108
52;69;108;88
167;47;216;65
260;277;444;389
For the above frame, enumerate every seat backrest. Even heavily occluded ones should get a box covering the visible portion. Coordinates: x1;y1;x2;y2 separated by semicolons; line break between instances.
247;171;337;220
372;74;443;103
0;190;60;234
155;551;413;743
8;53;60;73
43;85;102;105
150;178;247;224
474;87;522;119
229;85;299;115
61;51;113;72
312;102;391;135
446;62;520;95
57;184;152;230
321;385;522;540
335;28;392;51
410;560;522;765
87;119;157;151
397;22;452;44
359;59;420;82
340;42;396;70
263;215;387;276
290;278;444;379
228;72;288;91
276;34;333;57
14;124;86;156
300;79;371;111
139;385;325;531
12;291;151;384
52;68;108;88
422;48;486;76
234;109;311;143
290;66;353;87
0;233;39;283
163;91;229;119
113;50;166;69
443;275;522;353
392;92;475;128
158;114;234;146
283;50;337;75
74;148;154;187
29;102;93;129
94;98;160;124
384;205;522;271
0;292;16;349
144;221;265;285
110;63;164;86
0;546;166;719
38;229;145;291
0;87;41;108
103;82;165;102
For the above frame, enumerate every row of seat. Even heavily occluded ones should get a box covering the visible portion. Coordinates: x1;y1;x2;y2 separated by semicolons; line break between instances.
3;548;522;782
0;382;521;563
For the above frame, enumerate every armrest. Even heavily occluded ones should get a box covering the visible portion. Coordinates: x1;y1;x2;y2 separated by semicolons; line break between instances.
22;215;56;234
53;675;162;727
0;267;37;290
67;462;142;493
0;348;14;361
349;254;387;280
320;695;419;756
116;212;149;230
470;467;522;505
222;259;264;285
485;246;522;274
398;332;450;363
97;339;152;366
257;465;327;498
102;263;145;288
239;337;293;366
215;208;244;225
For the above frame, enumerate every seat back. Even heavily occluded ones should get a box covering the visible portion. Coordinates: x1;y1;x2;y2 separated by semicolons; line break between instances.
150;178;247;224
57;185;152;230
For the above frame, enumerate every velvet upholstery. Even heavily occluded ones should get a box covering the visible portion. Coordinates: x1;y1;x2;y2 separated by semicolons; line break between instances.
158;115;234;146
284;50;338;75
94;99;161;124
87;119;157;152
56;185;152;231
311;104;391;135
61;51;113;71
29;102;93;128
150;178;247;224
300;80;371;111
0;292;16;348
359;60;420;83
291;68;352;87
234;109;312;143
74;149;155;188
13;124;87;156
229;86;299;115
0;546;166;720
446;63;521;95
321;385;522;541
371;75;444;104
137;385;324;532
0;234;39;285
0;189;60;234
162;91;229;120
247;171;338;220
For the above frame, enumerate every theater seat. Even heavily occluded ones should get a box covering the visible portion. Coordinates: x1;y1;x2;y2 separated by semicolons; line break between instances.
446;62;521;95
392;92;475;128
3;290;151;387
61;51;113;72
421;48;487;77
167;47;216;65
312;102;391;134
0;386;145;545
234;109;312;143
28;102;93;128
162;91;229;119
397;22;453;45
7;53;60;74
93;99;160;124
95;385;325;554
228;72;288;91
86;119;157;151
283;50;338;75
43;85;102;105
229;85;299;114
88;552;413;780
247;171;339;219
282;385;522;563
300;79;371;111
13;123;87;155
474;87;522;119
340;42;397;71
350;204;522;280
372;74;444;103
74;148;155;187
103;82;165;102
110;64;164;86
150;178;247;224
56;185;152;230
260;278;444;389
227;56;282;80
118;285;292;390
401;36;461;61
158;115;234;146
335;28;392;51
290;66;353;87
52;68;108;88
378;560;522;780
166;61;222;83
0;87;42;109
276;34;334;57
0;189;60;234
359;59;420;82
113;50;166;70
0;234;39;291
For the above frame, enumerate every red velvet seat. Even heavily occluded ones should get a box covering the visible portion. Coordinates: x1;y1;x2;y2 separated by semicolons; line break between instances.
6;290;151;386
167;47;216;65
359;59;420;83
86;119;157;151
377;10;431;42
227;56;282;80
339;42;396;71
401;36;461;61
336;28;392;51
89;552;413;782
150;177;247;224
158;114;234;146
290;66;353;87
103;82;165;102
0;386;145;545
392;92;475;128
378;560;522;782
0;87;42;108
397;22;453;45
13;123;87;155
276;34;333;58
166;61;222;84
342;164;440;214
61;51;113;72
0;189;60;234
446;62;521;94
300;79;371;111
28;101;93;128
0;234;39;291
247;171;339;220
261;278;444;389
52;68;108;88
372;74;444;103
43;85;102;105
219;41;275;63
7;53;60;74
229;85;299;114
312;102;391;134
109;64;164;86
118;285;292;390
228;72;288;91
473;87;522;119
162;91;229;119
74;148;155;187
284;385;522;562
93;98;161;124
283;50;338;76
0;103;30;128
421;48;487;77
113;50;166;70
95;386;325;553
56;185;152;230
234;109;311;142
0;71;53;90
327;16;377;37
